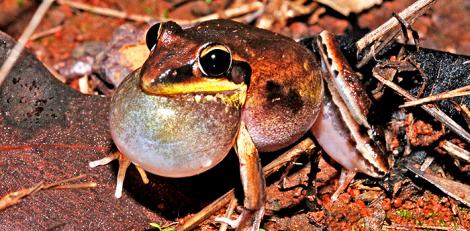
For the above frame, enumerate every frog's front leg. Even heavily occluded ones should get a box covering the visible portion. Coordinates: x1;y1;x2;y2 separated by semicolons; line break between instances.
216;122;266;231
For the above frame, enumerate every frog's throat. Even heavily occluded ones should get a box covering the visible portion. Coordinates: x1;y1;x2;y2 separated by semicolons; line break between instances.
142;79;248;108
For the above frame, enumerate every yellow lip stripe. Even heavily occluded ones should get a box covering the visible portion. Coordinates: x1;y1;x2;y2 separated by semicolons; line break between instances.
143;78;246;95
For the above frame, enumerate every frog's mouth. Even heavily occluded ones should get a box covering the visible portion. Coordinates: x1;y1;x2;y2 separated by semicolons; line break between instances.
141;77;248;108
142;78;245;95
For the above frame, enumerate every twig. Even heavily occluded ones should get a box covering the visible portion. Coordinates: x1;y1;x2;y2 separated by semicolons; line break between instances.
41;174;89;189
407;165;470;207
0;175;96;211
383;223;466;231
0;0;55;87
218;195;238;231
420;156;434;171
355;0;437;67
178;190;235;231
401;85;470;108
43;61;67;83
356;0;435;50
78;75;92;94
373;69;470;143
0;183;43;211
57;0;264;26
177;138;315;230
30;25;63;41
460;104;470;129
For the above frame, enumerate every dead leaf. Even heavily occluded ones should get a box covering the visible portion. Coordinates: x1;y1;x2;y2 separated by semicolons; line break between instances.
0;31;235;229
317;0;383;16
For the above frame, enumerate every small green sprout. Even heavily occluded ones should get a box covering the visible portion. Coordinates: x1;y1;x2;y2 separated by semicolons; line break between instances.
144;6;153;14
162;9;170;19
149;222;174;231
16;0;25;7
396;209;412;219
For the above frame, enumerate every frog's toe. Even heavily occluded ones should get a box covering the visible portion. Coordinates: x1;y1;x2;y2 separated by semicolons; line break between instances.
90;152;148;198
215;208;264;231
135;165;149;184
89;152;120;168
114;155;131;198
215;216;241;229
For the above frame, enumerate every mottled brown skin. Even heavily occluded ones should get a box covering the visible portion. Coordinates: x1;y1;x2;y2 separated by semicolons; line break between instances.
141;20;323;152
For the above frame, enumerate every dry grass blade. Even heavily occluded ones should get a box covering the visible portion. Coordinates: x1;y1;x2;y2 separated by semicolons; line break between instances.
401;85;470;108
461;104;470;128
0;0;55;87
355;0;437;67
440;140;470;162
180;2;264;26
57;0;153;22
0;183;43;211
30;25;63;41
0;175;96;211
373;70;470;143
177;138;315;230
57;0;263;26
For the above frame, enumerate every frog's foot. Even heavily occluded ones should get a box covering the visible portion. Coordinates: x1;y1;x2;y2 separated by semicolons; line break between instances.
331;169;356;201
89;151;149;198
215;207;265;231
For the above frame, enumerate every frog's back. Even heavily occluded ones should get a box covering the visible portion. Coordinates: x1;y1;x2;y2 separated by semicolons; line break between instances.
192;20;323;152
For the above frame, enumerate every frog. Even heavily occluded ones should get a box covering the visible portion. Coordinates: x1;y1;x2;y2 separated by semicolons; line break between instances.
89;19;389;230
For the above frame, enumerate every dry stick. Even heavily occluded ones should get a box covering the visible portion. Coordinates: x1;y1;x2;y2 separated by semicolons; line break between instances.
383;224;466;231
177;190;235;231
0;175;96;211
355;0;437;68
356;0;435;50
441;140;470;162
30;25;63;41
401;85;470;108
177;138;315;230
0;182;43;211
373;71;470;143
57;0;264;26
0;0;55;87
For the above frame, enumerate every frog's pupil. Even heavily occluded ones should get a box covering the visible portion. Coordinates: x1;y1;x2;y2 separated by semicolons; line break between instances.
200;49;231;77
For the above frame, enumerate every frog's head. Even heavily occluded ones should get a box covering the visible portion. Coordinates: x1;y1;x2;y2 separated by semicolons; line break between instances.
110;21;255;178
140;21;252;106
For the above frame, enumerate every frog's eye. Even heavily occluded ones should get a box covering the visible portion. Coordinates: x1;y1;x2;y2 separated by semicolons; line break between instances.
146;23;163;51
198;44;232;77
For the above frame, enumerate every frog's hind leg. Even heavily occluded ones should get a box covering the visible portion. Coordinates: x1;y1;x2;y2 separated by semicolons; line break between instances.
89;151;149;198
215;122;266;231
